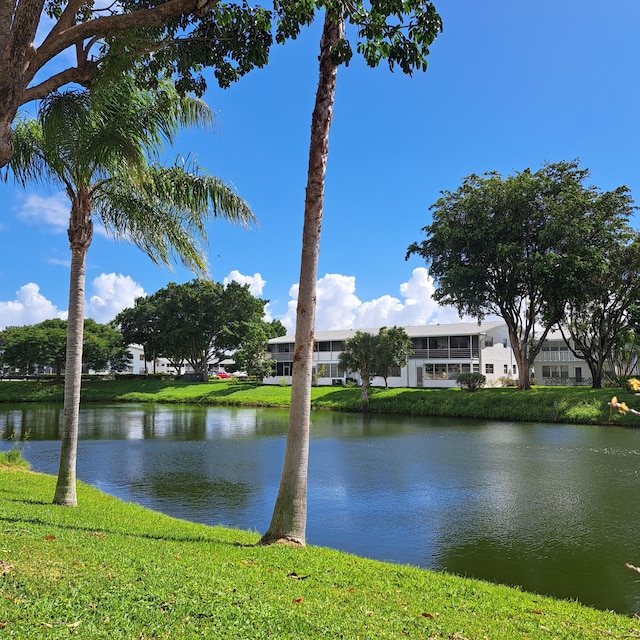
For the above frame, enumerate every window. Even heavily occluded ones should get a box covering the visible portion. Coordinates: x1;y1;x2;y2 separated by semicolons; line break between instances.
327;363;343;378
461;364;471;373
485;337;494;347
513;365;516;374
331;341;344;351
503;339;508;348
387;366;401;377
424;364;435;380
485;364;494;374
278;343;291;353
542;364;568;378
504;364;509;374
448;363;461;379
139;354;145;361
450;336;469;349
276;361;292;376
473;364;480;373
428;337;448;350
434;363;448;379
318;341;331;352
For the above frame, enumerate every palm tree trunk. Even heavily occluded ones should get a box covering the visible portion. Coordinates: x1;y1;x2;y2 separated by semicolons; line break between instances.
259;10;342;545
53;193;93;506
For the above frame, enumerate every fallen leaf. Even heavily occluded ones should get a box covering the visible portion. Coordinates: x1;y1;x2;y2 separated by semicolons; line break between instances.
422;612;435;618
293;597;303;604
44;535;56;541
0;560;14;575
532;610;543;615
0;622;6;629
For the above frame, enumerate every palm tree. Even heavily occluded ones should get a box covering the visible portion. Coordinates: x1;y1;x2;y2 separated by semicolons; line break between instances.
7;77;254;506
259;1;441;546
339;331;379;409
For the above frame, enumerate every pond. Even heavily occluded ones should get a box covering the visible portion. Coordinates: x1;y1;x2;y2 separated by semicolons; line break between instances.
1;403;639;615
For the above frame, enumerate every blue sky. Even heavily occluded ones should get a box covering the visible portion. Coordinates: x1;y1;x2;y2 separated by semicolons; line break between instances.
1;0;639;332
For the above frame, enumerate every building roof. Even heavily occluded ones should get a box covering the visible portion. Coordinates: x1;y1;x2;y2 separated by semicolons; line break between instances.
268;321;505;344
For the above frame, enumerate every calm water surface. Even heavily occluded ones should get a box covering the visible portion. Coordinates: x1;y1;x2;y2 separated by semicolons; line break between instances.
1;403;640;614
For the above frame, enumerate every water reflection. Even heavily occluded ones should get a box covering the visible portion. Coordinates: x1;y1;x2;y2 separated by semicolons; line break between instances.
1;403;640;614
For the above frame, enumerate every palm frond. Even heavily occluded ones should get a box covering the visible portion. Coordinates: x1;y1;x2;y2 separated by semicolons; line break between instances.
94;159;254;276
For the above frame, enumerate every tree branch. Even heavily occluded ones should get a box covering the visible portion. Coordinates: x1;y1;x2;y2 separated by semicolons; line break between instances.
22;63;98;103
36;0;212;68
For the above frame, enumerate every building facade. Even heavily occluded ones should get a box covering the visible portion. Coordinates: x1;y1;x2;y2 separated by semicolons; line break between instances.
265;321;517;388
532;330;591;386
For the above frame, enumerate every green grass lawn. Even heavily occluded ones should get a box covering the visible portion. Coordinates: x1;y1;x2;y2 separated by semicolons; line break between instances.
0;378;637;426
0;467;637;639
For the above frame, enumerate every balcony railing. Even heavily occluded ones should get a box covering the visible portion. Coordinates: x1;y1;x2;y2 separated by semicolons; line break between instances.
410;348;479;359
535;351;572;362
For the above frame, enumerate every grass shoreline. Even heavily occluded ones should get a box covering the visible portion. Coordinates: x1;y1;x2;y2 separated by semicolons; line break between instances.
0;466;638;638
0;378;637;426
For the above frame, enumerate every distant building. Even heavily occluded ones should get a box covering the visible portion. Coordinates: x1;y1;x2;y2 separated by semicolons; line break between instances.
124;345;234;377
265;321;517;388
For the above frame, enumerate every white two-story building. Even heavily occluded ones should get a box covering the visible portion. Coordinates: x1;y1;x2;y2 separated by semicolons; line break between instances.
265;321;517;388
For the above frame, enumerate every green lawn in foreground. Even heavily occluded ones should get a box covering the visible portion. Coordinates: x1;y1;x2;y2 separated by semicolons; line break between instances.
0;467;636;639
0;378;637;426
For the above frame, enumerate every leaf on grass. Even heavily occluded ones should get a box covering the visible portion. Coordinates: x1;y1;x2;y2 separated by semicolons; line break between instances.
0;621;6;629
67;621;81;628
0;560;14;575
87;531;107;540
293;597;303;604
421;612;435;618
532;610;543;615
288;571;310;580
44;535;56;541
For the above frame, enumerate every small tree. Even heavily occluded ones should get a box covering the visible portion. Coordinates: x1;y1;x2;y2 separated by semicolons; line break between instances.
375;326;413;388
338;331;379;409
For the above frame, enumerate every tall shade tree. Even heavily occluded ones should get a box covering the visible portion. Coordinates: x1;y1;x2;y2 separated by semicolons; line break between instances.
407;161;634;390
6;79;254;506
259;0;442;546
117;279;271;380
559;236;640;389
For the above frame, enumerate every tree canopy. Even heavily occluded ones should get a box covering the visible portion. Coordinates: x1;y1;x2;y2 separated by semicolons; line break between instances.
407;160;635;390
559;236;640;388
0;0;279;167
0;319;129;376
116;280;275;379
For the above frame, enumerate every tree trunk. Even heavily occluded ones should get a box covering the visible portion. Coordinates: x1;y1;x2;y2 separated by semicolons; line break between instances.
588;361;603;389
506;325;532;390
259;10;342;546
53;191;93;506
360;378;370;410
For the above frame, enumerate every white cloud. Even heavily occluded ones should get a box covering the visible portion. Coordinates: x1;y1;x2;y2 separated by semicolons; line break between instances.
86;273;146;323
223;270;266;296
16;192;69;232
0;283;66;329
48;257;71;267
280;267;465;333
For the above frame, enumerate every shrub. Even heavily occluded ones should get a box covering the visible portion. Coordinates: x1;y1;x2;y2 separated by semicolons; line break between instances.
456;372;486;392
0;430;30;468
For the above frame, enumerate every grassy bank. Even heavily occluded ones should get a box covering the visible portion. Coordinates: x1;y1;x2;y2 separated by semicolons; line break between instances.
0;467;636;639
0;378;637;425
